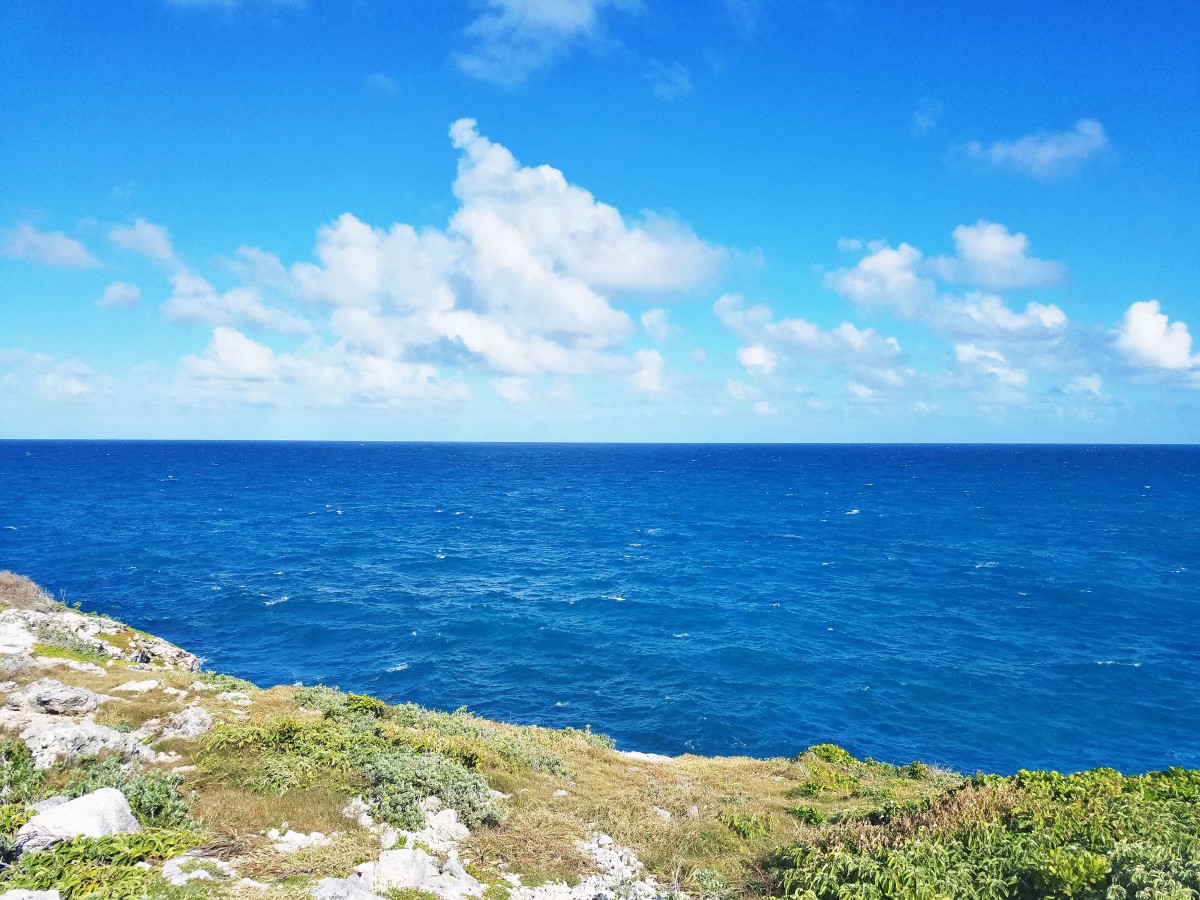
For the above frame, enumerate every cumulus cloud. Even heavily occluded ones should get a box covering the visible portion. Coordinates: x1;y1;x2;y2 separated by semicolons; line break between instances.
109;218;180;269
961;118;1110;179
640;308;676;341
1;224;97;268
164;268;312;335
290;119;721;385
952;343;1029;404
456;0;637;86
629;348;665;393
930;221;1065;290
183;326;280;381
98;282;142;309
1115;300;1199;371
826;223;1068;342
716;293;905;387
0;349;110;403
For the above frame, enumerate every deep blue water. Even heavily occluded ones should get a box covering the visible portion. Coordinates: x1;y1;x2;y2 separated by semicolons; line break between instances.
1;441;1197;775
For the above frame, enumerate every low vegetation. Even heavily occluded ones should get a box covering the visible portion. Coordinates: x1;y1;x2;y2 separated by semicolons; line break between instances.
0;572;1197;899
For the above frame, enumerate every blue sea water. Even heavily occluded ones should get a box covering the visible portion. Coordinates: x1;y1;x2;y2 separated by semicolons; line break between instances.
1;441;1197;775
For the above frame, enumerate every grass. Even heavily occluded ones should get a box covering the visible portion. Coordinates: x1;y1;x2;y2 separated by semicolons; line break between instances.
4;571;1200;900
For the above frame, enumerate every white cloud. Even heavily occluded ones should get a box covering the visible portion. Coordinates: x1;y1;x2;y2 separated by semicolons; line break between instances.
824;243;936;318
456;0;637;86
629;348;665;393
164;268;313;335
291;119;721;382
648;61;692;100
826;224;1068;342
1115;300;1199;370
716;293;905;384
930;221;1065;290
183;327;280;381
98;282;142;309
109;218;180;269
736;344;775;377
953;343;1029;402
961;118;1110;179
640;308;676;341
492;376;531;404
1065;374;1103;396
1;224;97;268
0;349;110;403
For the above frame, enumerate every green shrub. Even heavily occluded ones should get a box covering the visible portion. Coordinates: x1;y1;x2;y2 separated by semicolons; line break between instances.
770;765;1200;900
0;741;44;804
0;829;203;899
805;744;855;766
786;805;825;825
902;760;930;779
64;756;196;829
347;692;389;717
366;748;498;830
718;809;770;840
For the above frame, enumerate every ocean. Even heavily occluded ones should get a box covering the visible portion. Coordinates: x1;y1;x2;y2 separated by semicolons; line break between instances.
1;441;1197;775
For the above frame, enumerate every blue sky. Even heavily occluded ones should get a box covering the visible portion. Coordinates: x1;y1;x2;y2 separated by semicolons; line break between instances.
2;0;1197;441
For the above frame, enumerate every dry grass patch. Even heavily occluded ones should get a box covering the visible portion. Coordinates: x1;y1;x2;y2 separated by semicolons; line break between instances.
233;826;381;884
191;782;356;836
0;571;55;611
464;799;595;885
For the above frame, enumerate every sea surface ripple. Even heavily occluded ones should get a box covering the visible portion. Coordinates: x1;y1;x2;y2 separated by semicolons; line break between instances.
1;441;1197;774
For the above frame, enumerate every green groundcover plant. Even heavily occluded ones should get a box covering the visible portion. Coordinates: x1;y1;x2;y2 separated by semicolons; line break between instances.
770;766;1200;900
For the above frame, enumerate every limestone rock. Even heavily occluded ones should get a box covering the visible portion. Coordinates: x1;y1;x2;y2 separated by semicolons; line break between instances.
268;829;333;852
17;716;147;769
313;876;385;900
357;848;436;892
6;678;105;716
16;788;142;852
113;679;159;694
161;854;233;886
160;704;213;739
0;622;36;656
0;890;63;899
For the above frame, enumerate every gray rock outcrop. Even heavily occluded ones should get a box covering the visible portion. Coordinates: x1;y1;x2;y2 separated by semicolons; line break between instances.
6;678;105;716
160;704;213;739
17;717;147;769
15;788;142;852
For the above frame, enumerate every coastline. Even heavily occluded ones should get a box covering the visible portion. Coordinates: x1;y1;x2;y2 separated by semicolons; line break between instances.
0;571;1196;900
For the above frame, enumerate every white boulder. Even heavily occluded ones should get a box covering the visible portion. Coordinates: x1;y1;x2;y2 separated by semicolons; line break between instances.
160;704;213;739
0;890;63;899
15;788;141;852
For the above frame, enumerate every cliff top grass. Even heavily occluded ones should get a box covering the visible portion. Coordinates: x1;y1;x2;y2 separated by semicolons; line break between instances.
0;571;1197;900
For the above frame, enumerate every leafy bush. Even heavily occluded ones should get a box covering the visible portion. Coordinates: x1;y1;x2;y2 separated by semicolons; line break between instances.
0;829;203;899
718;810;770;840
292;684;574;777
64;756;196;829
805;744;855;766
786;805;825;826
347;692;389;717
203;715;498;828
366;748;498;830
770;765;1200;900
0;740;44;804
